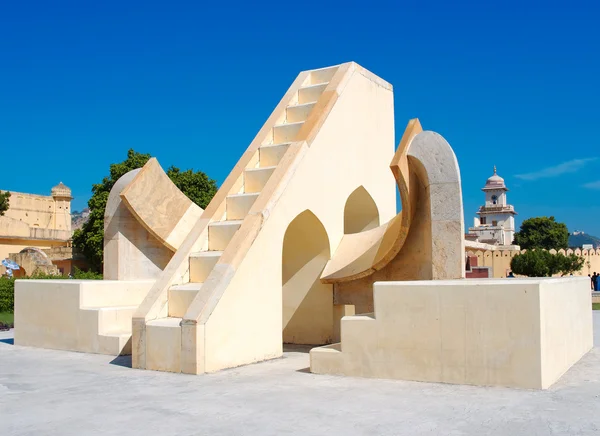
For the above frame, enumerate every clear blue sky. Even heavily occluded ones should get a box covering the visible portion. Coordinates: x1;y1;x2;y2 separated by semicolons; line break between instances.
1;1;599;236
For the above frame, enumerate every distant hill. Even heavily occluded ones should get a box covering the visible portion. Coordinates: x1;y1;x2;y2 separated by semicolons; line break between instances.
569;231;600;249
71;208;90;231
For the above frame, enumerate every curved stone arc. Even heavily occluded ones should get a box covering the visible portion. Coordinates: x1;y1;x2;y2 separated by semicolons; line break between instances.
321;122;464;283
320;119;422;283
119;158;204;252
104;167;174;280
19;246;51;262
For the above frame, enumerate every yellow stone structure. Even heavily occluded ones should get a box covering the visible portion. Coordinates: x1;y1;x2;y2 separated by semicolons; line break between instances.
466;246;600;279
14;62;593;389
0;183;73;265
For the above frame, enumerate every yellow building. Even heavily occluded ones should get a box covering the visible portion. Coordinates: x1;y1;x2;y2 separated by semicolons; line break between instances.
0;183;73;262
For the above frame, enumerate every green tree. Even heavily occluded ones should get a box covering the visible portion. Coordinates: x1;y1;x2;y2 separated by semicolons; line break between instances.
166;166;217;209
513;216;569;249
0;191;10;216
510;249;584;277
558;253;586;276
73;149;218;271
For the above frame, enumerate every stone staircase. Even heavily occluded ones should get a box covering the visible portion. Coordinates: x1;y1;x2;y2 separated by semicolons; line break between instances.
80;305;137;355
144;66;339;372
14;279;152;356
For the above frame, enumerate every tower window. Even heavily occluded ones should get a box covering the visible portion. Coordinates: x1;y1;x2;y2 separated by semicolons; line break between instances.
481;217;487;225
491;195;498;205
492;220;498;226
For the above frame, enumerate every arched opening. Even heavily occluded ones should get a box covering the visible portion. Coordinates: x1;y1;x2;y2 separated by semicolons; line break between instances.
343;186;379;234
282;210;333;345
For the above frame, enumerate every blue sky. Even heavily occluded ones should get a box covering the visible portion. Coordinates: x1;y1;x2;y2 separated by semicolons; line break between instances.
1;1;599;236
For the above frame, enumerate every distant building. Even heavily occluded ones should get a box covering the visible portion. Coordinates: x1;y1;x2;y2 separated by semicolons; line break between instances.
467;167;519;247
0;183;85;275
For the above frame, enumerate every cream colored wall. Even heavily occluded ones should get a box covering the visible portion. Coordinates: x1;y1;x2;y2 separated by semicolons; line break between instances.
468;247;600;278
539;278;593;388
310;277;593;389
53;197;72;232
195;66;396;372
0;190;72;232
15;279;154;354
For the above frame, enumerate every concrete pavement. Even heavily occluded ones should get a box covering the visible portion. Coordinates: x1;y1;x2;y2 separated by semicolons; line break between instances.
1;314;600;435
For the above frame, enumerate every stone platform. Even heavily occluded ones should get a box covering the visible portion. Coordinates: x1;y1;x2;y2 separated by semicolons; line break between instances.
311;277;593;389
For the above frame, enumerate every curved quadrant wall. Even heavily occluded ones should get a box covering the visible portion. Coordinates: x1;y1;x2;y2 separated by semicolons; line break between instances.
104;168;173;280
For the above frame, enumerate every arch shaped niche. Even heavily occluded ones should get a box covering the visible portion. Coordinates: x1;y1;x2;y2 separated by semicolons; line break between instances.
344;186;380;234
282;210;333;345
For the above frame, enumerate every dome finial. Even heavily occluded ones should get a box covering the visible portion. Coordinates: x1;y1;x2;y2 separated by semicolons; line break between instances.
493;165;497;174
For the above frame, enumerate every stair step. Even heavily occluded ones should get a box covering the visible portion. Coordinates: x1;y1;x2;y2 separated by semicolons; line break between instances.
169;283;202;318
146;317;182;372
308;66;337;85
189;251;222;283
97;330;132;355
286;102;316;123
245;166;276;193
147;317;182;327
273;121;303;143
208;220;243;251
298;83;327;104
81;305;137;334
259;143;290;167
81;305;138;310
226;192;259;220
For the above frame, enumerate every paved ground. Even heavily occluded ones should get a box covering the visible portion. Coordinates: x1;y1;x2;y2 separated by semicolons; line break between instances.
2;315;600;436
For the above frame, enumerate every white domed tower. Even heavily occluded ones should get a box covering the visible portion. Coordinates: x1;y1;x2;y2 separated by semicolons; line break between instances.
51;182;73;232
468;167;517;246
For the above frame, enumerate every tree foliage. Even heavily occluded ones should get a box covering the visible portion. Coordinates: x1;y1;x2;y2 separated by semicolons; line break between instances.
165;166;217;209
0;191;10;216
513;216;569;250
73;149;218;272
510;249;584;277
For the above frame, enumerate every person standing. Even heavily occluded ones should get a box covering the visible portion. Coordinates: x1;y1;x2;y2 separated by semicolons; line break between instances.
591;274;595;291
594;273;599;291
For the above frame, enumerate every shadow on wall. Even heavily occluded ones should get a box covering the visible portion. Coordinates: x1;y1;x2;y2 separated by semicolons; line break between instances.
282;210;332;345
344;186;380;234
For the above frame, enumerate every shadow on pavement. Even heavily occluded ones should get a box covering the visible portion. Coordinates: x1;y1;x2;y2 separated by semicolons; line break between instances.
110;355;132;368
283;344;315;354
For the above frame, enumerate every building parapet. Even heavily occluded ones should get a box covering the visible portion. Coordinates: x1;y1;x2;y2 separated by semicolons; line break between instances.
477;205;516;214
0;226;72;241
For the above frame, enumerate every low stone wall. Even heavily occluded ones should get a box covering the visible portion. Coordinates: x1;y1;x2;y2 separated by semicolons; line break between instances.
467;247;600;278
311;277;593;389
15;280;154;354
